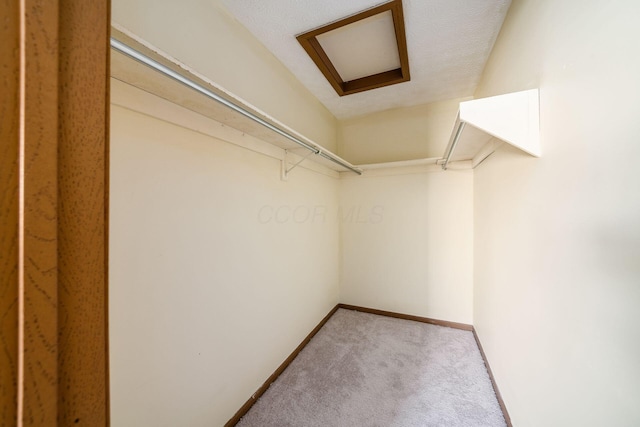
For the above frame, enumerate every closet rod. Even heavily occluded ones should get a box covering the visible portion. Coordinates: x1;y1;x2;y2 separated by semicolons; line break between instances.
110;38;362;175
442;121;466;170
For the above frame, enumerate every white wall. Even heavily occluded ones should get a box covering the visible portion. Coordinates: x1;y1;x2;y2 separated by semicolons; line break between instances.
111;0;338;152
340;168;474;324
473;1;640;426
338;98;469;164
109;82;340;426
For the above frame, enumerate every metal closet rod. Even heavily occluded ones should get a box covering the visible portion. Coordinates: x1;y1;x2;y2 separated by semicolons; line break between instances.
110;38;362;175
442;121;466;170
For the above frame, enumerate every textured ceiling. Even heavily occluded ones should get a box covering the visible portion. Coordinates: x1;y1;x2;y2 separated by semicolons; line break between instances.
220;0;511;119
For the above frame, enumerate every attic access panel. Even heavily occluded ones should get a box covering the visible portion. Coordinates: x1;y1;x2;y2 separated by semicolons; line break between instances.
296;0;410;96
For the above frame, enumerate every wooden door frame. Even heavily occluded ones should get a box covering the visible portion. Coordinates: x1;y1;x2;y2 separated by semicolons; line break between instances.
1;0;111;425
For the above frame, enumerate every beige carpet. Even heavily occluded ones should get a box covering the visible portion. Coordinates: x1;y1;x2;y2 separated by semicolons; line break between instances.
237;308;506;426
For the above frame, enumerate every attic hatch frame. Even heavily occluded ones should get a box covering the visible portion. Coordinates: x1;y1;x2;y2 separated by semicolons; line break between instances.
296;0;410;96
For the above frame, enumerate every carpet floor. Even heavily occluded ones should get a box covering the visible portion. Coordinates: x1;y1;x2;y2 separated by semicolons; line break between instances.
237;309;506;427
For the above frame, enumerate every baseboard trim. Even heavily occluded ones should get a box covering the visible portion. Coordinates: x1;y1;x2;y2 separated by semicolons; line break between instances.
224;304;340;426
338;303;474;331
472;329;513;427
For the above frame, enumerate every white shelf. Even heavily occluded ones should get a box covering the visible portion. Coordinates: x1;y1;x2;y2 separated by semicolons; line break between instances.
442;89;540;168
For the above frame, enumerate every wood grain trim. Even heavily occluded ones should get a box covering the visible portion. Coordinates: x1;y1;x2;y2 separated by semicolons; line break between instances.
57;0;111;424
22;0;61;423
302;37;345;95
338;304;474;331
299;1;401;38
392;0;410;80
296;0;410;96
343;68;404;95
224;304;341;426
104;5;112;424
0;1;110;425
0;0;21;424
472;329;512;427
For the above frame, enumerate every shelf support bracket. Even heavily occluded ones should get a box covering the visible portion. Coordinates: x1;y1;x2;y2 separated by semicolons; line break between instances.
281;150;315;180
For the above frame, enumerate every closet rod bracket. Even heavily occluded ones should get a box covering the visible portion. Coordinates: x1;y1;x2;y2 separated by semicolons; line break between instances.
281;150;314;180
